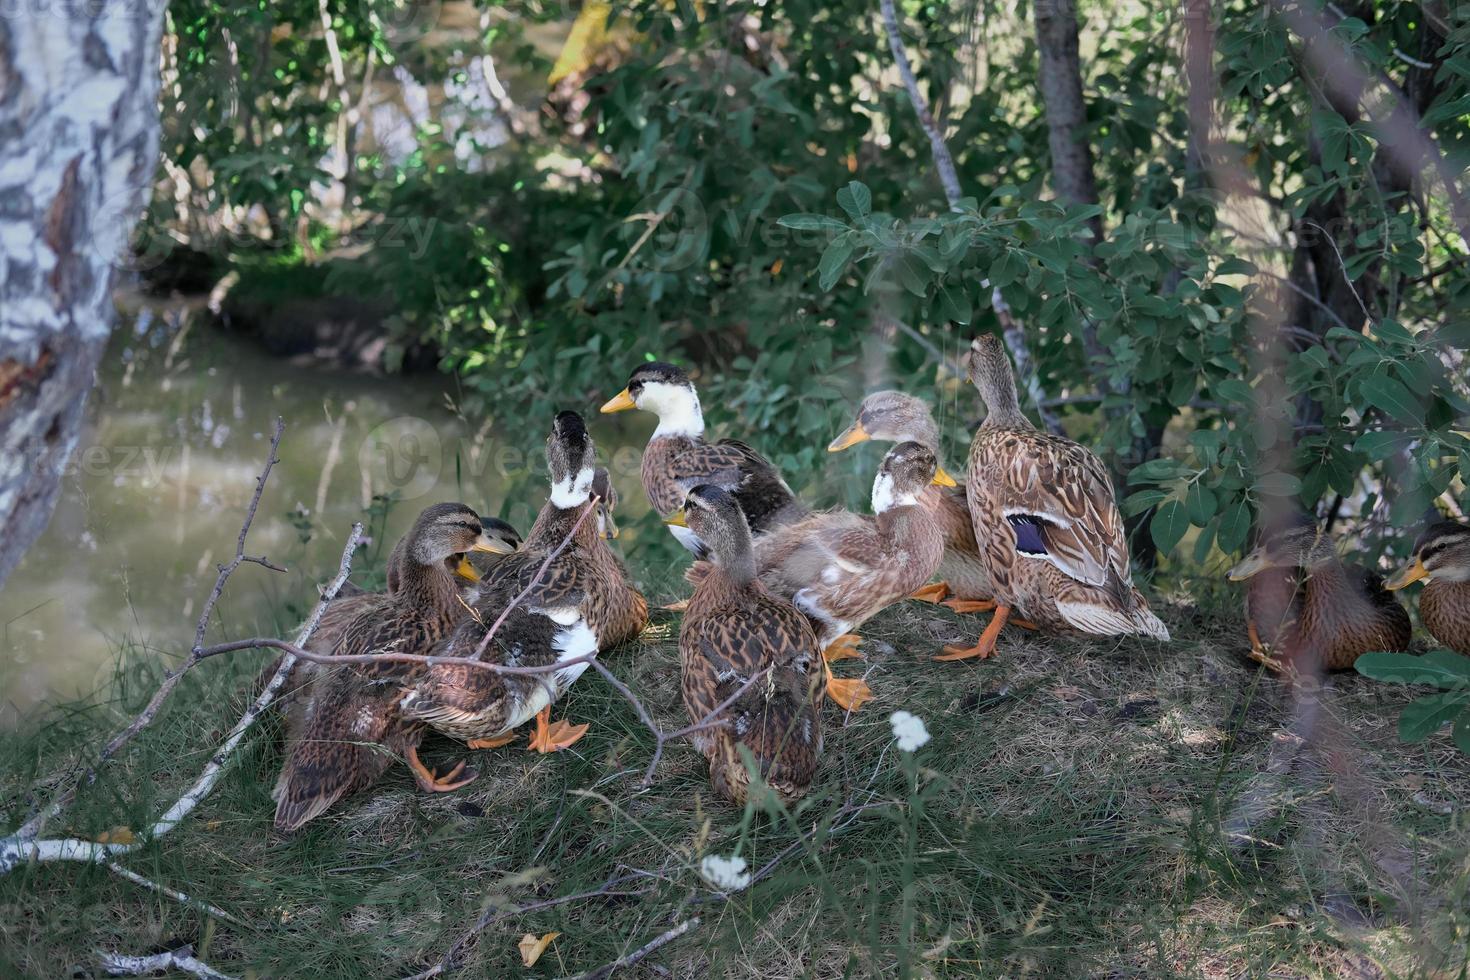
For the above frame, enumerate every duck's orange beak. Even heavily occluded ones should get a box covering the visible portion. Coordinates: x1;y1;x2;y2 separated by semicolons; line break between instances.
827;420;870;452
1384;557;1428;591
600;388;636;413
931;466;958;488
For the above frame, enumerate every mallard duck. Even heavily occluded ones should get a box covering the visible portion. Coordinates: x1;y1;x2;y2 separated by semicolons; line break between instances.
682;441;952;711
1228;522;1411;672
1386;519;1470;655
676;485;823;805
600;361;806;555
945;334;1169;660
400;414;649;754
828;390;995;618
271;503;513;832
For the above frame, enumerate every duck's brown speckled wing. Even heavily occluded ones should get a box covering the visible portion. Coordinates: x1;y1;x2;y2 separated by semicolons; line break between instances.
681;590;821;802
478;551;588;613
271;667;411;832
983;430;1129;589
1422;581;1470;654
649;437;804;532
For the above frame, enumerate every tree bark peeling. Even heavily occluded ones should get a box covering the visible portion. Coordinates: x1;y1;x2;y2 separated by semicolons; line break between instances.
0;3;166;589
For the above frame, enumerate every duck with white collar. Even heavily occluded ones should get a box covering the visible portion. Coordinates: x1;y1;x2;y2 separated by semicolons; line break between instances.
600;361;807;557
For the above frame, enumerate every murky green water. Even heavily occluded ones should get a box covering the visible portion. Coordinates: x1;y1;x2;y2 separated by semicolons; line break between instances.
0;302;664;725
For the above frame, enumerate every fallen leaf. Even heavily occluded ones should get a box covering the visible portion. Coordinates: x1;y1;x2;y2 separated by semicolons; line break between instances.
95;826;135;845
204;820;223;831
518;931;560;967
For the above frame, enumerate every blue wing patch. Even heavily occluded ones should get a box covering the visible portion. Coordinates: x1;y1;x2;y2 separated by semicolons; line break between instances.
1008;515;1048;555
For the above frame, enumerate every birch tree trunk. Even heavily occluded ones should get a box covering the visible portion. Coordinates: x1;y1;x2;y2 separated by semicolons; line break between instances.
0;2;165;589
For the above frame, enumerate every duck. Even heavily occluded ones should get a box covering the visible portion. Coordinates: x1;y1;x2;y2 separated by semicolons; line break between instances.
947;334;1169;660
682;441;952;711
399;413;649;754
271;503;513;832
828;390;996;620
1227;521;1411;672
675;485;823;805
600;361;807;556
1385;519;1470;655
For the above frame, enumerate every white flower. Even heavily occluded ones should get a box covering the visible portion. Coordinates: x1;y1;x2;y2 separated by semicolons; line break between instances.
889;710;931;752
699;853;751;892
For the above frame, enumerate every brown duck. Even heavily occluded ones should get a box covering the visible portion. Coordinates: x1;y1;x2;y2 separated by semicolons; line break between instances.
1386;519;1470;655
948;335;1168;660
600;361;806;557
1228;522;1411;672
400;413;648;754
271;503;512;832
677;485;823;805
828;390;994;618
683;441;952;710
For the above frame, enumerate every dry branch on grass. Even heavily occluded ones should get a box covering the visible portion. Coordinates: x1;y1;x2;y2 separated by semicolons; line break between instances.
95;945;237;980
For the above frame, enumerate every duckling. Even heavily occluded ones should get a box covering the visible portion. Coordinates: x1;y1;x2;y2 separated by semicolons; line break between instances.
677;485;823;805
400;414;648;754
600;361;806;556
683;442;952;711
828;390;994;616
271;503;512;832
1228;522;1411;672
946;335;1169;659
1386;519;1470;655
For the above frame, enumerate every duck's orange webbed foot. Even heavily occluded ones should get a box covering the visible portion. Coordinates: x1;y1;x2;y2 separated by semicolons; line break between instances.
527;705;589;753
934;605;1012;661
467;732;518;750
822;634;864;662
941;597;997;615
406;746;477;792
909;582;951;604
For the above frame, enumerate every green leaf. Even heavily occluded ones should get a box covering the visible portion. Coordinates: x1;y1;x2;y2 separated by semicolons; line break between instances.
1360;372;1423;426
1151;499;1189;555
836;181;872;220
778;213;848;233
1185;481;1217;526
936;283;972;325
1254;472;1302;497
1217;498;1251;554
1398;691;1470;743
1355;651;1470;688
1354;430;1414;462
1122;488;1168;517
817;236;856;291
989;250;1026;288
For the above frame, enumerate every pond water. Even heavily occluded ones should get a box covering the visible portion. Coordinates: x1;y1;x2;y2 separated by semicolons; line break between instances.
0;301;663;726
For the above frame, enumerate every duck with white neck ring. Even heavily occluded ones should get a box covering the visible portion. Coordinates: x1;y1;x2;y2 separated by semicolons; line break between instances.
401;412;648;754
600;361;808;557
681;441;953;711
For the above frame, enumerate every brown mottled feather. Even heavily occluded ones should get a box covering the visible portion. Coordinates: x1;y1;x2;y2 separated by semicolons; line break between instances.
681;568;822;805
1421;581;1470;655
642;434;805;532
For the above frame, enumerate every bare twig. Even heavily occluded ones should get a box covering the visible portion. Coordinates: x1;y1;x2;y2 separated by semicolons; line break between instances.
103;861;246;927
403;873;653;980
0;524;363;873
12;418;287;844
97;945;237;980
560;917;701;980
877;0;1061;432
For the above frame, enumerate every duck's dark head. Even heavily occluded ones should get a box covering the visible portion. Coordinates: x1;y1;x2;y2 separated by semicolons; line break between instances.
600;362;703;436
1388;519;1470;588
546;411;597;509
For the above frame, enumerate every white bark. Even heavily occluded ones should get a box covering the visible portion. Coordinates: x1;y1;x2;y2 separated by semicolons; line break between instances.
0;1;166;588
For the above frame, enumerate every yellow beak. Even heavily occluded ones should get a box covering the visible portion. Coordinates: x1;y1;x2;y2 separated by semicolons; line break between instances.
600;388;636;413
470;532;515;556
665;510;688;528
1384;557;1429;591
1226;550;1268;582
827;420;870;452
454;557;481;583
931;466;958;488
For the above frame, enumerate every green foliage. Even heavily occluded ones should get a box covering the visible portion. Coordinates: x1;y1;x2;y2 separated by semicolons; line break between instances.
1356;650;1470;753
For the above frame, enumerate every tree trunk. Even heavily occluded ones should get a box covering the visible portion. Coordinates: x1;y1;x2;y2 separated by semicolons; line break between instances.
0;4;166;589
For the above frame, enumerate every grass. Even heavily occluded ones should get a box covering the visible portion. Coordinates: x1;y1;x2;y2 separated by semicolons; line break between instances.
2;573;1468;978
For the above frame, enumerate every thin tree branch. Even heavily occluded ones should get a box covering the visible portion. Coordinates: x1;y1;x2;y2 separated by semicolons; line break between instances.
103;860;247;927
560;917;701;980
96;945;237;980
402;873;654;980
0;523;363;873
13;418;287;843
877;0;1061;432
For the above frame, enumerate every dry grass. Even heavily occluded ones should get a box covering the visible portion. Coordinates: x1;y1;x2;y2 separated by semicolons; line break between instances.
1;587;1467;978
